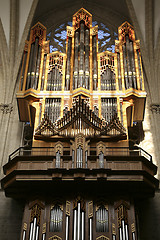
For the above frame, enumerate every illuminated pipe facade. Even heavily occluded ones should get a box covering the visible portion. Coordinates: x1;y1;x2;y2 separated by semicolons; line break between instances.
17;10;146;240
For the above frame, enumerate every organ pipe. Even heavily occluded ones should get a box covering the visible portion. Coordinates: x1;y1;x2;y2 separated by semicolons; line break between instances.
41;54;47;90
89;218;92;240
79;22;85;87
85;28;90;89
74;31;79;89
130;41;137;89
22;231;26;240
33;45;41;89
117;53;122;90
77;202;81;240
30;38;39;89
65;216;69;240
82;211;85;240
29;222;33;240
93;35;97;90
137;49;143;90
66;37;71;90
20;52;27;90
123;45;129;89
26;43;34;89
73;209;77;240
126;35;132;89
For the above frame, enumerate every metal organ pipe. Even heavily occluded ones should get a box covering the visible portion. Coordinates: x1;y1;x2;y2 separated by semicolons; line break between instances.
89;218;92;240
85;28;90;89
137;49;143;90
82;211;85;240
41;54;47;90
31;37;39;89
33;45;41;89
79;22;85;88
26;43;34;89
77;202;81;240
74;209;77;240
74;31;79;89
123;44;129;89
66;37;71;90
65;216;69;240
93;35;97;90
126;35;132;89
117;53;122;90
130;41;137;89
29;222;33;240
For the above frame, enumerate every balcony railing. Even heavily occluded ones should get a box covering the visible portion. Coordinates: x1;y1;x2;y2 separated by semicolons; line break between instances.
8;146;152;162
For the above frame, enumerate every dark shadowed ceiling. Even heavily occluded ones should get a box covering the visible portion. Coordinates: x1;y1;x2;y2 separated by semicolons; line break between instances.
32;0;132;30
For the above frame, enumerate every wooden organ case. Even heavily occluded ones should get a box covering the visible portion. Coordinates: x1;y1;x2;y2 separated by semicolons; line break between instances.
2;8;158;240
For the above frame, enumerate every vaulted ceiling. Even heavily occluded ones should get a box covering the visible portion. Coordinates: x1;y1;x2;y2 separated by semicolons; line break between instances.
32;0;132;31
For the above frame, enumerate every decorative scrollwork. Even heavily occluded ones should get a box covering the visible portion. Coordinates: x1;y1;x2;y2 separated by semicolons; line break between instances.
0;103;13;114
150;104;160;114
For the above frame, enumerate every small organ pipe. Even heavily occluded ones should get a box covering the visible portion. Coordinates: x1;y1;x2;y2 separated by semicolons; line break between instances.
74;210;77;240
122;220;126;240
22;231;26;240
82;212;85;240
79;22;85;87
85;28;90;89
32;217;37;240
66;216;69;240
89;218;92;240
132;232;136;240
125;225;128;240
77;203;81;240
29;222;33;240
93;35;97;90
119;228;123;240
74;31;79;89
35;226;39;240
66;37;71;90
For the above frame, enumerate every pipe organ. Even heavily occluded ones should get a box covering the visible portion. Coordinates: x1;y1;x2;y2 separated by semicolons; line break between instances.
2;8;158;240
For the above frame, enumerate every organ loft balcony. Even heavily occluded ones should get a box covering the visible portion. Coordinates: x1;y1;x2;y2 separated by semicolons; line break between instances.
2;96;158;199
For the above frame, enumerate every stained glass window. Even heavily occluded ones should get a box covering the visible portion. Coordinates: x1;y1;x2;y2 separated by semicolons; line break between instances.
47;21;118;53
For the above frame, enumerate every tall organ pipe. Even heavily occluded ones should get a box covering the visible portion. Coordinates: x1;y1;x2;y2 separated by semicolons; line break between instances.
93;35;97;90
137;49;143;90
117;53;122;90
74;31;79;89
130;41;137;89
41;54;47;90
85;28;89;89
123;44;129;89
79;22;85;88
21;52;27;90
31;37;39;88
126;35;132;88
33;45;41;89
26;43;34;89
66;37;71;90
